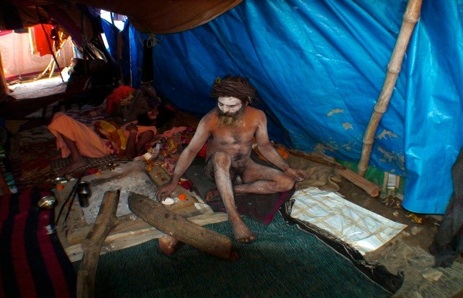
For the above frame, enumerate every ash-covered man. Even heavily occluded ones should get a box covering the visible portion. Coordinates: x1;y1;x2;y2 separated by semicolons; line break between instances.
156;75;306;243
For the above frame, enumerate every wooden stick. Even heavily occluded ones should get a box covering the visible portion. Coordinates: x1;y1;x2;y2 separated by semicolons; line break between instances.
77;190;120;298
335;168;380;197
128;192;235;260
357;0;422;176
286;147;379;197
286;148;345;170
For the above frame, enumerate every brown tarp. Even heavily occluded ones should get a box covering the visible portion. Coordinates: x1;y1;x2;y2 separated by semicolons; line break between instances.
2;0;242;34
78;0;242;33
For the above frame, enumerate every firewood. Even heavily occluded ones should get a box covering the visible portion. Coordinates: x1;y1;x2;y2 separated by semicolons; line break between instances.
335;168;380;197
77;190;120;298
158;234;184;255
284;148;379;197
128;192;235;260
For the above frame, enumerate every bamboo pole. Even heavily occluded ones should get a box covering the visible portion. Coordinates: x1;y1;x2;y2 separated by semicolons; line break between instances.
357;0;422;177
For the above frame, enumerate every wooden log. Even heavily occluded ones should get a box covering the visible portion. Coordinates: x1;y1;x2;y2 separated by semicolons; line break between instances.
63;212;229;263
158;234;185;255
77;190;120;298
128;192;235;260
335;168;380;197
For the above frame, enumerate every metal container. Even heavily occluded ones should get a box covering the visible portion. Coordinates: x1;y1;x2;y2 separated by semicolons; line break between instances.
53;176;68;184
76;181;91;207
38;195;56;209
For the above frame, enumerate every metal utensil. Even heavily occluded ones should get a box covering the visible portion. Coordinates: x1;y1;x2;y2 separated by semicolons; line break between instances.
76;181;91;207
55;177;81;224
38;195;56;209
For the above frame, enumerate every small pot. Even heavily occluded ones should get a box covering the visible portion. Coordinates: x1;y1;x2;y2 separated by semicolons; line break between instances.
76;181;91;207
53;176;68;184
38;195;56;209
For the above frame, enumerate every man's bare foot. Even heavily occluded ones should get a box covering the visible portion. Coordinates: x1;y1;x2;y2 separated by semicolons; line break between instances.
205;187;221;202
58;159;88;176
230;218;255;243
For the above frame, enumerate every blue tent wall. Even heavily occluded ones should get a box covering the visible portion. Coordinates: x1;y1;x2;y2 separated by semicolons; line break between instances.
120;0;463;214
403;2;463;213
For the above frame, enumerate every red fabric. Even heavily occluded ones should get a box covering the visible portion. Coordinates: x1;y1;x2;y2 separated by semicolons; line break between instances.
105;85;135;114
37;210;73;297
30;24;54;56
0;188;32;222
0;30;13;37
11;212;38;298
207;188;295;225
0;190;76;298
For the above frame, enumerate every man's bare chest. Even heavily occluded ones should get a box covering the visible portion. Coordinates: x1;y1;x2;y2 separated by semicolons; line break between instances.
210;126;256;145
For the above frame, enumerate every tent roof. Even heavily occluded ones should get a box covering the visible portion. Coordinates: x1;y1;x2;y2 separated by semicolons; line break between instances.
1;0;242;34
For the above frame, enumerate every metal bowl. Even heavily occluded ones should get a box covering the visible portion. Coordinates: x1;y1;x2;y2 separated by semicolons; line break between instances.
38;195;56;209
53;176;68;185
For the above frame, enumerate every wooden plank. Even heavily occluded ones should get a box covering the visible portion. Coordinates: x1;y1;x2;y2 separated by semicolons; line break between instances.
145;165;196;210
64;212;228;262
52;165;228;262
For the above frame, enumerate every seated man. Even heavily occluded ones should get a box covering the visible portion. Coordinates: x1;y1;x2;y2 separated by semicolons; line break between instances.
156;75;306;243
48;90;160;176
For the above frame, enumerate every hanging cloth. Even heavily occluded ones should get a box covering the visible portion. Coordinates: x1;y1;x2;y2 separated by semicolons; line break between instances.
429;148;463;267
29;24;54;56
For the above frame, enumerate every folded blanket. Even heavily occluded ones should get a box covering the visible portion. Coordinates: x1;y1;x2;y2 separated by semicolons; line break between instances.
207;188;295;225
0;188;76;297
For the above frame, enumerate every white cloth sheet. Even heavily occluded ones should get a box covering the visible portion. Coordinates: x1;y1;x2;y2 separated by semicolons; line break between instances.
290;187;407;255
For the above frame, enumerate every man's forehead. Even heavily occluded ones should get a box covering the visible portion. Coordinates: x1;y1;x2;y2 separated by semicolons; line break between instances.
218;96;241;105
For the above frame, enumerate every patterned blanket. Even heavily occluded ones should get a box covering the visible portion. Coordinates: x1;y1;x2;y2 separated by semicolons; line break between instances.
0;188;76;297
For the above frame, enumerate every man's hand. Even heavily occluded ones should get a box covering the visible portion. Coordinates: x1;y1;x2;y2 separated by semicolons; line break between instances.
156;181;177;201
284;167;307;182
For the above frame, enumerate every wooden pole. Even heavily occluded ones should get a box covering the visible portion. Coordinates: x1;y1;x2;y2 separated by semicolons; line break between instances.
77;190;120;298
357;0;422;176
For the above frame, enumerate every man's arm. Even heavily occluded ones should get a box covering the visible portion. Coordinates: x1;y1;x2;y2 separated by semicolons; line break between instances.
255;111;306;181
124;123;138;158
156;116;212;199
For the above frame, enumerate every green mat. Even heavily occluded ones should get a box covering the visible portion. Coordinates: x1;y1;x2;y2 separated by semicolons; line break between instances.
74;213;394;297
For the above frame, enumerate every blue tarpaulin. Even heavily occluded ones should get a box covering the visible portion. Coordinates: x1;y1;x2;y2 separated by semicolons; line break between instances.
118;0;463;215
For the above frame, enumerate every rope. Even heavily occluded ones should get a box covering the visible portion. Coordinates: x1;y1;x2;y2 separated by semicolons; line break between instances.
145;34;160;48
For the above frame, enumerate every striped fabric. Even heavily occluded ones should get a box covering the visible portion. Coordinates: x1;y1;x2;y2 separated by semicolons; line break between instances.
0;188;76;298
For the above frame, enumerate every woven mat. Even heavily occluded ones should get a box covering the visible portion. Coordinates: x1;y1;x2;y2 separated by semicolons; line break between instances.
51;155;118;175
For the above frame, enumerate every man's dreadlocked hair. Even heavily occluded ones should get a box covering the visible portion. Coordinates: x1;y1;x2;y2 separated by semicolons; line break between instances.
210;75;256;105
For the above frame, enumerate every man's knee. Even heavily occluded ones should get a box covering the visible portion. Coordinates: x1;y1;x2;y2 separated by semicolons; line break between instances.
278;174;295;192
210;152;232;168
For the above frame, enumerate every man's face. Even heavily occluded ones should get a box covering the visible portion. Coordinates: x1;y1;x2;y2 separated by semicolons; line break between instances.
216;96;245;126
137;107;159;126
147;107;159;120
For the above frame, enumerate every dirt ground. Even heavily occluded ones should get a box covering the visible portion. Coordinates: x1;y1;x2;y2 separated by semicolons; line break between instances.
336;180;463;298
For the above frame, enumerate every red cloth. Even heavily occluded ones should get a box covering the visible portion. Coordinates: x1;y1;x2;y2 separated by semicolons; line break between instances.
0;189;76;297
105;85;136;114
30;24;54;56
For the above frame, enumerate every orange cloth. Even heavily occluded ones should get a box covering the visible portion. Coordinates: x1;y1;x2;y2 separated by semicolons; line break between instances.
48;112;157;159
48;112;111;159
